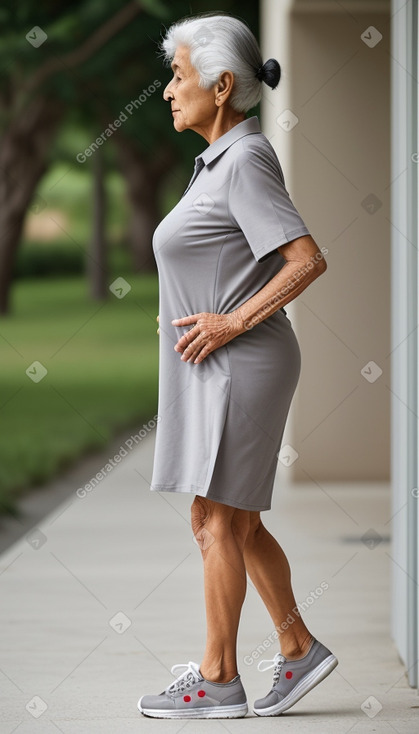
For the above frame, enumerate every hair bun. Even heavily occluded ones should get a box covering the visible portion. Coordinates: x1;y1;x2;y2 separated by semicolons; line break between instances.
256;58;281;90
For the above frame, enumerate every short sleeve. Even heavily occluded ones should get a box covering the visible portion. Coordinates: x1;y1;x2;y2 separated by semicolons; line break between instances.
227;144;310;263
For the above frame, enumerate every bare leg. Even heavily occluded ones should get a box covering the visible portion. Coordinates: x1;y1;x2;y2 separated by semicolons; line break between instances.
191;496;250;683
243;515;313;659
190;497;313;687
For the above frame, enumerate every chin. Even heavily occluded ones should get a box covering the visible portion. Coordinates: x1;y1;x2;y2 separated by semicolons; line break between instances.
173;119;187;132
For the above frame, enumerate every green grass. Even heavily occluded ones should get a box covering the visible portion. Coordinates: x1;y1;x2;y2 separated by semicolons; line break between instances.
0;274;159;516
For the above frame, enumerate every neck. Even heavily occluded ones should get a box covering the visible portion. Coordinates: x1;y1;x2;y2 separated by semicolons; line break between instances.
193;107;246;144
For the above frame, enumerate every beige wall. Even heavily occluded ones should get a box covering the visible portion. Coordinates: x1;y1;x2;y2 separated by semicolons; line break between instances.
262;0;391;482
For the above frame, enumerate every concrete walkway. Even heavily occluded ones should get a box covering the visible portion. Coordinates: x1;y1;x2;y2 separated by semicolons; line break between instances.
0;428;417;733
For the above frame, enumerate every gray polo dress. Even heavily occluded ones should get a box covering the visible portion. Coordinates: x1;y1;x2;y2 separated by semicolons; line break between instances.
150;115;310;511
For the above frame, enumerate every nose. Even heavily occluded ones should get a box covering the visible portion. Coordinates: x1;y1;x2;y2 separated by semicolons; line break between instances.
163;80;174;102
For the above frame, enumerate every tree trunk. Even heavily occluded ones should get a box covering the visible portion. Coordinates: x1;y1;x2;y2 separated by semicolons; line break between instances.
113;135;177;272
0;3;143;316
87;146;108;300
0;97;64;315
126;178;161;272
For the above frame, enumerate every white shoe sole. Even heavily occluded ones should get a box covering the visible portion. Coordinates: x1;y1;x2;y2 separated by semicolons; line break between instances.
253;654;338;717
138;701;248;718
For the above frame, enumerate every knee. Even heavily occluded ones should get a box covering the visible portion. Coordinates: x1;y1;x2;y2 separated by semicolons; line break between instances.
230;508;252;549
191;496;210;539
244;512;263;546
190;496;250;551
191;496;220;552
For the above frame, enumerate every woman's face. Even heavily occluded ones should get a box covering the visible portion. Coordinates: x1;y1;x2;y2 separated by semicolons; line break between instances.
163;45;219;136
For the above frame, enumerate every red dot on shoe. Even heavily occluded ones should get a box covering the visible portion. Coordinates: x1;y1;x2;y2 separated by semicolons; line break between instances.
285;671;293;679
197;690;206;697
183;695;191;702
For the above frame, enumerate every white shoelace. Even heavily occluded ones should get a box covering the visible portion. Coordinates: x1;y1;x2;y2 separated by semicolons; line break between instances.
257;653;286;687
165;661;202;695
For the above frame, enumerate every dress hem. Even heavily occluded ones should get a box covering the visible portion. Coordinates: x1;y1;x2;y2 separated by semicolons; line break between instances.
150;486;271;512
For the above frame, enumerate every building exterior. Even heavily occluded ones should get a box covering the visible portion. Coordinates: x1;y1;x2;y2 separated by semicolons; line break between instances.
261;0;417;689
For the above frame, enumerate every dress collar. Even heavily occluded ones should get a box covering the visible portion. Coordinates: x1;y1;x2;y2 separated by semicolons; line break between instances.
197;115;261;167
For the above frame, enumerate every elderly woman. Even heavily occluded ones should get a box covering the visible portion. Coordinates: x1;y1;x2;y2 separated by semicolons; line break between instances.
138;11;337;720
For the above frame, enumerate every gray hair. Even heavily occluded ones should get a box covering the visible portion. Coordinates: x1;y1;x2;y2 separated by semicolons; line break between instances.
159;12;281;113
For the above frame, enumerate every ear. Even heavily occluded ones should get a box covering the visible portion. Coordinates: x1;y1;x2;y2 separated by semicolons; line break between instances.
214;70;235;105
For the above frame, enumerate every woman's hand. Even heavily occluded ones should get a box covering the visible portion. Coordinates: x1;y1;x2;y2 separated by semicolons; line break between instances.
156;315;159;334
172;312;242;364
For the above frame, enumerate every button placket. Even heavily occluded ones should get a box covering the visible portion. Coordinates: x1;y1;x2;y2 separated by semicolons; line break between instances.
182;157;205;197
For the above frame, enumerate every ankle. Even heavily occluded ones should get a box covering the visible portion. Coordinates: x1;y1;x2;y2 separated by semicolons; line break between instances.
280;632;314;660
199;664;238;684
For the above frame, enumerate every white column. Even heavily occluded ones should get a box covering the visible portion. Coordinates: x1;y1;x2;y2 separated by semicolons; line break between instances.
390;0;418;689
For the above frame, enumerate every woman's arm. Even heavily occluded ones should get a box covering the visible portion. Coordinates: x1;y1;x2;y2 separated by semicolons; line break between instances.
172;235;327;364
232;235;327;332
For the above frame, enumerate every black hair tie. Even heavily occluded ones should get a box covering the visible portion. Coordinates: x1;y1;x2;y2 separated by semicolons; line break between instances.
255;59;281;90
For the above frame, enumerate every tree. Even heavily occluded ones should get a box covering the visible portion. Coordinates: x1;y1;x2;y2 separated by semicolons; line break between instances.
0;0;150;314
0;94;65;314
87;145;108;300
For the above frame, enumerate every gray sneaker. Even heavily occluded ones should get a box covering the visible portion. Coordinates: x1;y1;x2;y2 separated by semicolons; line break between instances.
138;660;248;718
253;637;338;716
